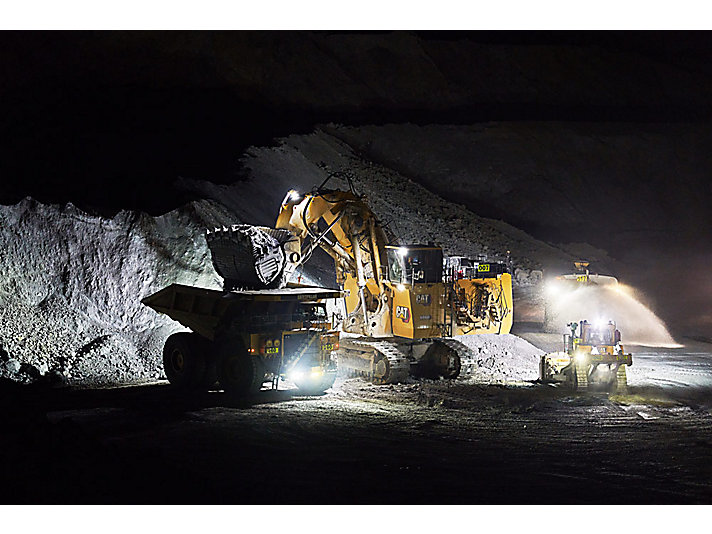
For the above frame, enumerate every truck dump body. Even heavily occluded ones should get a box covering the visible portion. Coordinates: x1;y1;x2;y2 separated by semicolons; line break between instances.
141;283;342;341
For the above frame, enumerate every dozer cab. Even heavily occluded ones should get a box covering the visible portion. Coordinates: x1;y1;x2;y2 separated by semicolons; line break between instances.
540;320;632;391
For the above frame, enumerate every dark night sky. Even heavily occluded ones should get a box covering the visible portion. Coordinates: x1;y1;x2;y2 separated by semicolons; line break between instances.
2;30;712;215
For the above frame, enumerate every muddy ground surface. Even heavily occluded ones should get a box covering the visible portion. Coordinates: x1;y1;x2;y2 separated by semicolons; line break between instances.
2;336;712;504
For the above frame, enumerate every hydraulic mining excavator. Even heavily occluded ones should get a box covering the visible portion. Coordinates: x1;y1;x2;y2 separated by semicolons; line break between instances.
274;186;513;384
539;320;632;391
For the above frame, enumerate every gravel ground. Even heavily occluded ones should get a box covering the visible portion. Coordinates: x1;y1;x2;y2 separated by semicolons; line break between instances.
454;333;543;382
2;327;710;504
3;359;712;504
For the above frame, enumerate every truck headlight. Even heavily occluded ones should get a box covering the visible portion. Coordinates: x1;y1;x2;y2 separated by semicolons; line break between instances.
289;370;305;382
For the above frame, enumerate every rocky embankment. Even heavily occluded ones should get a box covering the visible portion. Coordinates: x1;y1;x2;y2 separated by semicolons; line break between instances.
0;198;234;386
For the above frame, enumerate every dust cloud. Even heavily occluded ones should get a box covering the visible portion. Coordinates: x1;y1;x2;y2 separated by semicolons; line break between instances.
545;282;681;348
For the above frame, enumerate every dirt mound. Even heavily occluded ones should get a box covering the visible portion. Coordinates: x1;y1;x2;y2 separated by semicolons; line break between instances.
0;198;237;386
454;334;544;382
180;127;572;274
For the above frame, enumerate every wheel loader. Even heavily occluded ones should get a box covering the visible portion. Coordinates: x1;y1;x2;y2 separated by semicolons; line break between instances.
555;260;619;287
142;283;341;396
539;320;632;391
543;260;621;332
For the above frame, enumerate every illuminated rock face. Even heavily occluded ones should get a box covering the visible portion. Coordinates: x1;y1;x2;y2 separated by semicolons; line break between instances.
0;198;236;386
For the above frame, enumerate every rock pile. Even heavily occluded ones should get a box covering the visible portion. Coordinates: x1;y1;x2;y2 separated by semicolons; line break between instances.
0;198;236;386
455;334;544;382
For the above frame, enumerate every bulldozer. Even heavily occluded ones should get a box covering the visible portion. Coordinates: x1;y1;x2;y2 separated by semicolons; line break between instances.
273;186;513;383
539;319;632;391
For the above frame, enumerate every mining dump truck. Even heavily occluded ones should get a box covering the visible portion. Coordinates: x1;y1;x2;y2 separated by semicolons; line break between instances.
539;320;632;391
142;283;341;395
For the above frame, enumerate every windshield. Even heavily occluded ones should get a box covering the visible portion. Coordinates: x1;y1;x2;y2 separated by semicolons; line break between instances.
583;325;615;345
296;303;328;322
387;248;443;284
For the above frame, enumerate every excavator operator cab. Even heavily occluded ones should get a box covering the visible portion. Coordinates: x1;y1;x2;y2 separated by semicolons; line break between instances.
385;245;443;285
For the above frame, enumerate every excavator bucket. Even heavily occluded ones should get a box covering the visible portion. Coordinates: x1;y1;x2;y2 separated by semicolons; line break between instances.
206;224;294;290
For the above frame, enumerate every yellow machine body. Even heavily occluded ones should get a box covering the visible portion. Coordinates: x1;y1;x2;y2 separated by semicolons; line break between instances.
276;192;513;341
450;273;513;335
540;319;632;391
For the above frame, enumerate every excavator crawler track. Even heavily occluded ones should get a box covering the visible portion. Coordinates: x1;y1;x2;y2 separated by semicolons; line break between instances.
338;337;479;384
437;338;478;377
339;338;410;384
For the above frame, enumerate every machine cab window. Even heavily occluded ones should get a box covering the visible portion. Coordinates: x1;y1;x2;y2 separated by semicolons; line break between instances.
581;321;615;346
386;246;443;284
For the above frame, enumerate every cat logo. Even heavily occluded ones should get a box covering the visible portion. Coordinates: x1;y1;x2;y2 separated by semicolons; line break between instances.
416;294;431;306
395;305;411;323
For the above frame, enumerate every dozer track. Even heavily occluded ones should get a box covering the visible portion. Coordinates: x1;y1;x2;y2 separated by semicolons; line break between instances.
339;338;411;384
574;364;589;391
616;365;628;391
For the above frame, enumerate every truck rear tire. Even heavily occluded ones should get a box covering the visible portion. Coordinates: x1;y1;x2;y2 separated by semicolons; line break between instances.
191;336;218;390
217;338;266;396
200;356;219;390
163;332;207;390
